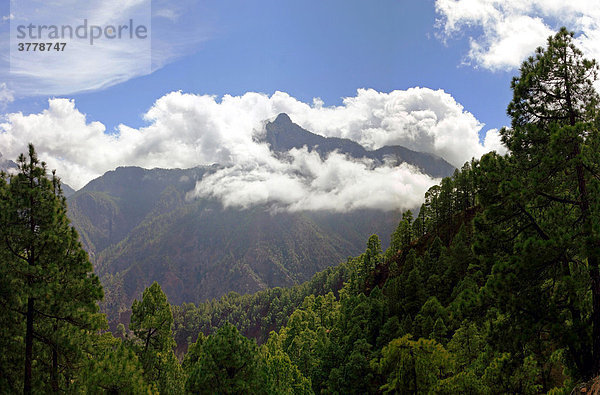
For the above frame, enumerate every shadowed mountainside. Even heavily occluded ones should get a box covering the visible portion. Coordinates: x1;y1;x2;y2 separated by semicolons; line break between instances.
66;114;455;323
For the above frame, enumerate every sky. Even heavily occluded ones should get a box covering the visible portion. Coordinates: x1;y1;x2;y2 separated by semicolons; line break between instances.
1;0;599;212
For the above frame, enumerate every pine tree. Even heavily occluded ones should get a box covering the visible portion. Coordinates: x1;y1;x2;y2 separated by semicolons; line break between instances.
390;211;413;255
185;323;264;394
130;282;175;354
261;332;313;395
0;176;24;393
374;335;454;394
0;145;104;393
363;234;382;274
130;281;184;393
431;317;448;345
424;185;441;231
413;203;428;238
402;266;427;317
447;322;485;371
442;225;477;300
77;334;153;393
477;28;600;378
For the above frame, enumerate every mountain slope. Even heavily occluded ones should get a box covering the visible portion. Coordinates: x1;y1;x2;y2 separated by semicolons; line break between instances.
67;115;455;321
60;183;76;197
68;166;204;254
68;166;399;321
0;152;18;171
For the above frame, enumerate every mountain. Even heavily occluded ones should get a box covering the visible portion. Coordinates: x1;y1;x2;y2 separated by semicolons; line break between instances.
263;113;455;178
0;152;18;172
60;183;76;198
67;115;455;323
68;166;400;324
1;151;77;196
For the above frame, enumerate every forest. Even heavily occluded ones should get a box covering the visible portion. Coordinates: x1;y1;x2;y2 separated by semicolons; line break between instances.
1;28;600;393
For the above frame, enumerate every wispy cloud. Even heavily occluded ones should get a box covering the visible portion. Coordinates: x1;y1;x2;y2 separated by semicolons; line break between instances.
154;8;180;22
2;0;210;98
0;83;14;108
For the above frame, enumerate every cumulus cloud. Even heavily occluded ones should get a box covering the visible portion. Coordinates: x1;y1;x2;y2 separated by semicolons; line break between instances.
284;88;503;167
0;89;504;211
435;0;600;70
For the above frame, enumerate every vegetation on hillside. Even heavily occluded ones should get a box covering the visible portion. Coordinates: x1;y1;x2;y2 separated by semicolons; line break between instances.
67;166;399;326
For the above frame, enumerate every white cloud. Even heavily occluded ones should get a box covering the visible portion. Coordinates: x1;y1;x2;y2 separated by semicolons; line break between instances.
282;88;504;167
3;0;210;97
0;83;14;107
469;15;553;70
435;0;600;70
192;148;437;212
154;8;180;22
0;89;505;211
481;128;504;153
7;0;151;96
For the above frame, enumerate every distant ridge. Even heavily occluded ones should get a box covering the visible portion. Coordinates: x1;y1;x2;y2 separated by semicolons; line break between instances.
0;152;18;171
1;151;76;196
263;113;456;178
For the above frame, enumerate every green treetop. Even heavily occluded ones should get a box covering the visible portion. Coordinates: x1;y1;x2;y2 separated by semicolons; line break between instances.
130;281;183;393
0;144;105;393
477;28;600;379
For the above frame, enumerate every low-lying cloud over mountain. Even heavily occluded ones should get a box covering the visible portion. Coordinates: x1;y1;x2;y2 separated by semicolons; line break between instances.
193;146;437;212
0;88;505;211
192;113;454;212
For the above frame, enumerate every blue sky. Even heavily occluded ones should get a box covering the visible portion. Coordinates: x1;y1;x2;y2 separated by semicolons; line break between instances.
1;0;597;210
2;0;513;133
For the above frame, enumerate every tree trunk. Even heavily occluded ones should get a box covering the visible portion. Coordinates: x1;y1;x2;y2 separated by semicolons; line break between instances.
591;262;600;377
575;160;599;378
51;321;59;392
24;297;34;394
25;164;36;395
51;347;58;392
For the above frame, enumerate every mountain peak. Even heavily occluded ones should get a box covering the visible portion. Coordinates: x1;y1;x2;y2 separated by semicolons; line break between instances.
273;113;293;125
263;115;455;178
0;151;18;171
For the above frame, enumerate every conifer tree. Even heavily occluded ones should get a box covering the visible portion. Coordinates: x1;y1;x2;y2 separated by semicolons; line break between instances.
261;332;313;394
77;334;153;393
390;211;414;254
374;335;453;394
130;281;184;393
130;282;175;354
477;28;600;378
185;323;264;394
0;145;104;393
363;234;382;274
